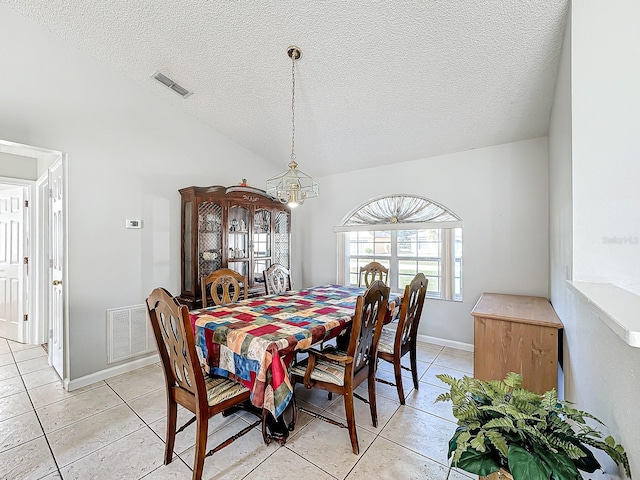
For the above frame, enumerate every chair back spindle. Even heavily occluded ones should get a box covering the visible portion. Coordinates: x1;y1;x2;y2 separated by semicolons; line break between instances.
358;261;389;287
263;263;292;295
398;273;427;348
350;281;389;372
201;268;248;307
147;288;205;401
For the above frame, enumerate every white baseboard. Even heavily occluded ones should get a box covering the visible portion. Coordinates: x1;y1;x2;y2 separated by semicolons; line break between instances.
417;334;474;352
384;323;474;352
65;353;160;392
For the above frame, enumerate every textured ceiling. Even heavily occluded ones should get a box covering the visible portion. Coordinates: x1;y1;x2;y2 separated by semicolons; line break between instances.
4;1;568;177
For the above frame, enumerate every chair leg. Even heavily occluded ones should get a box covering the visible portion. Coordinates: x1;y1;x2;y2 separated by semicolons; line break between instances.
343;391;359;455
367;369;379;428
192;415;208;480
393;357;406;405
286;391;298;431
261;408;271;445
164;398;177;465
410;344;419;390
287;376;299;432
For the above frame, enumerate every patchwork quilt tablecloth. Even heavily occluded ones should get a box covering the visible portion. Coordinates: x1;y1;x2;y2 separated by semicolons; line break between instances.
190;284;401;418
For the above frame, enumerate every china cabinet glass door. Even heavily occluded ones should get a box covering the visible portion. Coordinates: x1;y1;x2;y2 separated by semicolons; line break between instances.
253;209;272;285
274;211;290;269
228;204;249;278
183;201;193;292
198;202;222;282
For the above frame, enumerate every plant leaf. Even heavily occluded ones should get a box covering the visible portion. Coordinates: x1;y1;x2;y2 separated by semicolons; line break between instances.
580;436;631;478
435;392;451;403
504;372;523;389
484;417;516;431
507;445;552;480
436;373;459;389
486;430;510;459
470;431;487;452
561;435;600;473
533;445;580;480
452;430;473;464
455;447;501;477
540;389;558;410
448;427;464;458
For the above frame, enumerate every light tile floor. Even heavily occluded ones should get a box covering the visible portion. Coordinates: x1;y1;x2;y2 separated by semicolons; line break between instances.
0;336;476;480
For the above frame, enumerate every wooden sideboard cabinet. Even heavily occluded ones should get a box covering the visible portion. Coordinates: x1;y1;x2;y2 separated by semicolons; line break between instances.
472;293;563;394
178;185;291;309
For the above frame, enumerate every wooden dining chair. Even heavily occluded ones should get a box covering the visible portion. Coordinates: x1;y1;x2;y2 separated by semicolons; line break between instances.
358;261;389;287
376;273;427;404
201;268;247;307
290;281;390;454
145;287;261;480
263;263;291;295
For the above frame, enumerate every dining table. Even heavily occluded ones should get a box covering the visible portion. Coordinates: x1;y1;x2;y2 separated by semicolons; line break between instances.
189;283;402;430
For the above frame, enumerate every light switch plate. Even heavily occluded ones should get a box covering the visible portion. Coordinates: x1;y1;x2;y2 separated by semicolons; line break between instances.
125;218;142;229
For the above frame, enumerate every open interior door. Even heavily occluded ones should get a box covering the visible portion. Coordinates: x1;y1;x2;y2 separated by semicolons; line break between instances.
49;160;64;378
0;186;27;342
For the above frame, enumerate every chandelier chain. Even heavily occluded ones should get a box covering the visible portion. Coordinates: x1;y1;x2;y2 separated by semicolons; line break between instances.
265;45;318;207
290;50;296;163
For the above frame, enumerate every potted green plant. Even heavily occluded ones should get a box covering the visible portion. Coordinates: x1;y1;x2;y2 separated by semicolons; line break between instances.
436;372;631;480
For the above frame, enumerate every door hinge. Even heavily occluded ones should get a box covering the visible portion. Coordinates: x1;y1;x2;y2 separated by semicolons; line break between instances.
24;257;29;265
49;188;53;198
24;200;29;208
49;258;54;268
23;314;28;322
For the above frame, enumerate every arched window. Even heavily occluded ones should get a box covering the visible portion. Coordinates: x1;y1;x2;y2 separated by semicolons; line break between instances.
335;194;463;300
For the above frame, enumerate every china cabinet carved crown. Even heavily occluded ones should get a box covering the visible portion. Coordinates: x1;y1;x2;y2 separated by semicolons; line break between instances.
178;185;291;309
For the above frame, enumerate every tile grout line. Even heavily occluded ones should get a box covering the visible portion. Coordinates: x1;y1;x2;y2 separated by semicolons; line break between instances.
376;405;456;472
46;382;152;476
377;403;457;470
104;379;196;479
8;344;65;479
282;445;340;480
26;365;157;474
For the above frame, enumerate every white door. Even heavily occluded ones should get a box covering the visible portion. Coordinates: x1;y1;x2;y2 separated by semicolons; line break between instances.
49;160;64;377
0;187;27;342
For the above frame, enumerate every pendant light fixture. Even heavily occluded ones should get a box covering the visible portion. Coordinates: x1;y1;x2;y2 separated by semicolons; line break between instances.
266;46;318;208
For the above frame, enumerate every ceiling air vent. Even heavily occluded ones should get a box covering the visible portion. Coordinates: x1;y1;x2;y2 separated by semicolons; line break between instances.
152;71;193;98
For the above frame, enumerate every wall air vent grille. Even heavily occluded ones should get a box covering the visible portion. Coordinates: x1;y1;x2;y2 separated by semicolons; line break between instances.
107;304;156;364
152;71;193;98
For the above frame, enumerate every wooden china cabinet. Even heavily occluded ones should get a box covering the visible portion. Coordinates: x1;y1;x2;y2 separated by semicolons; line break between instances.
178;185;291;309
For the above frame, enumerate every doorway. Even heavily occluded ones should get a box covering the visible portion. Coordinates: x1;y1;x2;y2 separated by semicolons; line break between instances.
0;139;67;382
0;183;29;342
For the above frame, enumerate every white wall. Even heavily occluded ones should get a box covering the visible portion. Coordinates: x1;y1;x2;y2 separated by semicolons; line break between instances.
0;5;275;380
549;6;640;477
298;138;550;345
0;152;38;180
572;0;640;294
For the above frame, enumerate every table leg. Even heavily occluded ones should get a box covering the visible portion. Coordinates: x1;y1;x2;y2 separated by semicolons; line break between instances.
224;400;293;445
263;410;287;445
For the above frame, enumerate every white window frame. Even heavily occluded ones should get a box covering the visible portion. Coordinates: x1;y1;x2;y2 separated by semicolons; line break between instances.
335;195;463;301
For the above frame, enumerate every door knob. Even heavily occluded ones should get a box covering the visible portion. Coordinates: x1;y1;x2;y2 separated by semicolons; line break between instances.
52;280;63;286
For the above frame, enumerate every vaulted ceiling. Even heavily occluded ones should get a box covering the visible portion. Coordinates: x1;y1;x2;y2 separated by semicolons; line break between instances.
4;1;569;177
